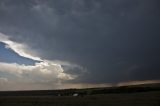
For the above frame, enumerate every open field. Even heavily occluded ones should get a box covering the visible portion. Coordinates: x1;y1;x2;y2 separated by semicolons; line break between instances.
0;83;160;106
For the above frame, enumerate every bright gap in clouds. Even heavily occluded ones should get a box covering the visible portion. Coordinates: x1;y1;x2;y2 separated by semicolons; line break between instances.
0;32;42;61
0;32;78;91
0;42;37;65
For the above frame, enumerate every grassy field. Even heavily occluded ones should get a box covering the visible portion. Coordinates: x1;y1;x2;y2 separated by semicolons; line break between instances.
0;91;159;106
0;83;160;106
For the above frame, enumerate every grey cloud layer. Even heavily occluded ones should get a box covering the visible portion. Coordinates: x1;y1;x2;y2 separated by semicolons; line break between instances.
0;0;160;84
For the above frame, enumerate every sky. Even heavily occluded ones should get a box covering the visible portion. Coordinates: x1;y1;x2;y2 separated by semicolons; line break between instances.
0;0;160;91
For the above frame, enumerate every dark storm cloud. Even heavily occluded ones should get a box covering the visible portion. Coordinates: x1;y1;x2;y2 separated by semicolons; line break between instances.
0;0;160;84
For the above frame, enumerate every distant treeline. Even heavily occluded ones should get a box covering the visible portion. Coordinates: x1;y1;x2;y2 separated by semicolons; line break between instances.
0;83;160;96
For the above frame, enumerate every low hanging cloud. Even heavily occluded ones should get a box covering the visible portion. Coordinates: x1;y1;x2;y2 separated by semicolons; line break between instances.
0;61;78;90
0;61;76;81
0;59;90;91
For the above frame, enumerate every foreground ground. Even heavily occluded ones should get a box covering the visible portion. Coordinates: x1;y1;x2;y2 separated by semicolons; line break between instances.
0;83;160;106
0;91;159;106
